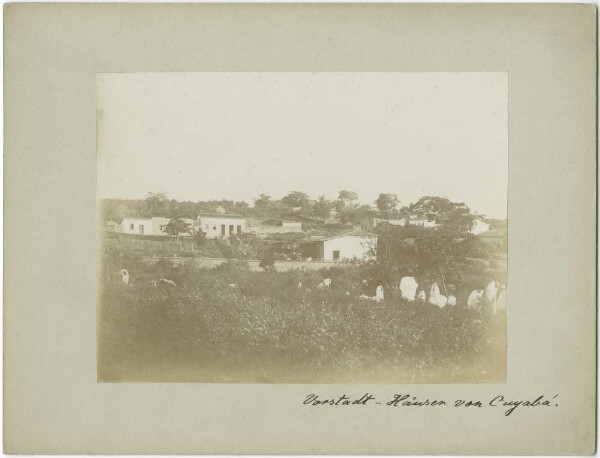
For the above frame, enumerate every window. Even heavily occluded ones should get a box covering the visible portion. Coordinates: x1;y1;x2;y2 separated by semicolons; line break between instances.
221;224;226;236
213;226;217;230
229;225;234;235
333;250;340;261
139;225;144;235
237;225;242;234
130;223;134;230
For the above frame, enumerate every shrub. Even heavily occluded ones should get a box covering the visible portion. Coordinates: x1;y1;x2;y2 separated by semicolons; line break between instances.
98;260;506;383
259;253;276;272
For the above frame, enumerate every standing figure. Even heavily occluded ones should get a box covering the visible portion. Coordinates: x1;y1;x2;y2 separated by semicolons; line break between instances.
399;276;418;301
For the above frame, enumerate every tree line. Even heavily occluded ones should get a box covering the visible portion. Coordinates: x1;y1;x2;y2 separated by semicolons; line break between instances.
101;190;485;226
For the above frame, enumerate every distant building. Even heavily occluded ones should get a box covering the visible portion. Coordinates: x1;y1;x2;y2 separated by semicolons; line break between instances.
121;217;195;237
215;206;226;214
301;228;378;261
121;217;171;236
360;215;490;235
194;213;246;239
408;218;438;228
102;220;122;233
360;216;407;231
247;218;303;235
360;215;437;230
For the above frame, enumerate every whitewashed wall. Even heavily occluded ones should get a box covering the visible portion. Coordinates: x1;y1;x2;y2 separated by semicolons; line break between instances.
196;216;246;239
322;236;376;261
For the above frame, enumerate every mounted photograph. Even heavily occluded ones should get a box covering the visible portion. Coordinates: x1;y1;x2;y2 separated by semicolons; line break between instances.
97;72;508;383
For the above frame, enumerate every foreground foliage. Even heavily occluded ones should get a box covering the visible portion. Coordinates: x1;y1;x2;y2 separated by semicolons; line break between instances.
98;260;506;383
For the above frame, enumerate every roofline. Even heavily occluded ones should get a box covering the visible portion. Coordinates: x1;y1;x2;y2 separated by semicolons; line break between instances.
319;229;378;241
196;213;244;219
121;216;178;222
249;219;303;225
121;216;154;221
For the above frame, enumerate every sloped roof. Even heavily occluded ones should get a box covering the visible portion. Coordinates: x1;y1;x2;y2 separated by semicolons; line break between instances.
120;216;193;226
196;213;244;219
121;216;152;221
313;228;378;242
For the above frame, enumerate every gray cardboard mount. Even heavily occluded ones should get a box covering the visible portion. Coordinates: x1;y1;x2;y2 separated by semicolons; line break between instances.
4;3;597;454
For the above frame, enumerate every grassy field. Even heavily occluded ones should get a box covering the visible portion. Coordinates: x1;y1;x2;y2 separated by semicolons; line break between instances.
98;258;506;383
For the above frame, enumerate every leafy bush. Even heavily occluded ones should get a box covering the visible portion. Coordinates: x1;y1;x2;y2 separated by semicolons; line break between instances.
98;261;506;383
193;230;207;249
259;253;276;272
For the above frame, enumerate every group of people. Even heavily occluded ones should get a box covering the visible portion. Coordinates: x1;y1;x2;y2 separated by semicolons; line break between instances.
373;276;507;312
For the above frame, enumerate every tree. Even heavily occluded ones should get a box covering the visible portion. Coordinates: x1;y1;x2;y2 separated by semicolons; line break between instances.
100;198;143;223
407;196;477;233
254;194;272;209
193;229;207;249
375;193;399;216
259;252;276;272
414;227;473;270
339;204;374;225
407;196;450;215
281;191;310;208
373;198;486;290
161;217;192;238
335;190;359;213
313;195;333;218
143;192;169;216
233;201;250;214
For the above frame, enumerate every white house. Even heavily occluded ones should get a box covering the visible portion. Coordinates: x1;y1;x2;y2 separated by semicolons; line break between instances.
302;228;378;261
121;217;171;236
194;213;246;239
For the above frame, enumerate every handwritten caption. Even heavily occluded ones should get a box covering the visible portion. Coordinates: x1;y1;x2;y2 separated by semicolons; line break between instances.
303;394;559;416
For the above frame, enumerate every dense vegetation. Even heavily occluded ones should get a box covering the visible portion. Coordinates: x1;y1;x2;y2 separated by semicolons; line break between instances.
101;190;370;224
98;257;506;383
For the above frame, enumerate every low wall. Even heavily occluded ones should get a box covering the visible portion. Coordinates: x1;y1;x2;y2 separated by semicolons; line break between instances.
247;226;303;235
142;256;342;272
103;233;198;255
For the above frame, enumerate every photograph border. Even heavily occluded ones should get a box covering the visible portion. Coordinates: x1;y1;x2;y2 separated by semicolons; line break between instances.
4;4;596;454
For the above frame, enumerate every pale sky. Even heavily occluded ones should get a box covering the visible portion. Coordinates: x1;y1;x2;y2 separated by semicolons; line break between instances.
97;72;507;218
